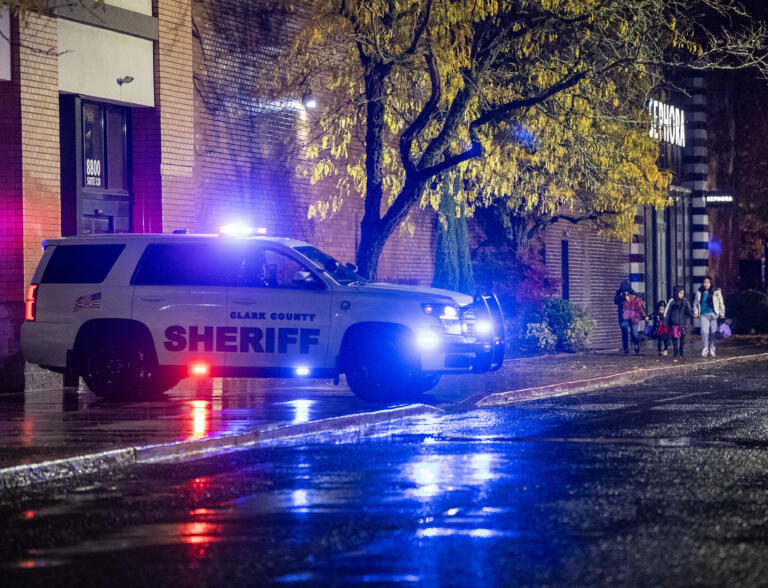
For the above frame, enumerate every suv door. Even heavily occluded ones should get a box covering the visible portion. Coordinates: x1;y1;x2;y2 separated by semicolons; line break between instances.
132;241;240;367
226;245;331;371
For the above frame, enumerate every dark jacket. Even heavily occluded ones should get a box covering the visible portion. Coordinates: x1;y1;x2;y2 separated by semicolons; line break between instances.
665;286;694;327
651;311;667;331
614;280;634;322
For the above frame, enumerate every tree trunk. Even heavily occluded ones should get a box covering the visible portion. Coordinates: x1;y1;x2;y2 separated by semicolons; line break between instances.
356;220;388;280
355;62;391;280
356;180;422;280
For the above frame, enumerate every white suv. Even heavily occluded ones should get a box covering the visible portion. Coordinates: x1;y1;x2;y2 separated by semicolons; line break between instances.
21;232;504;401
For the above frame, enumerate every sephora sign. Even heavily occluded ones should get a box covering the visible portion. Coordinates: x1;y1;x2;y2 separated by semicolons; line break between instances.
648;99;685;148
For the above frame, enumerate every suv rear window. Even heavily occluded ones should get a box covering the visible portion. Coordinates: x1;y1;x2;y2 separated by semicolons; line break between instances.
132;242;246;287
41;244;125;284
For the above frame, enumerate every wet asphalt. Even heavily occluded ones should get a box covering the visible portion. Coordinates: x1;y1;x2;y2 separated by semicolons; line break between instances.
6;342;764;468
4;362;768;587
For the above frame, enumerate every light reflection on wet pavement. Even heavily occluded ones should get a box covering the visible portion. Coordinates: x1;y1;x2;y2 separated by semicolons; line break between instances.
6;364;768;584
0;378;378;467
3;342;765;469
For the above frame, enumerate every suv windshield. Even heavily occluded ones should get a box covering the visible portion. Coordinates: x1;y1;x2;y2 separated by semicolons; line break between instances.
294;246;367;286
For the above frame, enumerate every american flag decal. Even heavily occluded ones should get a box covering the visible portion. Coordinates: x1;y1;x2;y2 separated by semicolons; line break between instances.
73;292;102;312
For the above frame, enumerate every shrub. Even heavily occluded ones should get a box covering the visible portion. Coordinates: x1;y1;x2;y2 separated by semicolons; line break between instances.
525;322;557;352
472;245;559;355
471;246;595;354
530;298;596;352
473;247;557;305
726;289;768;333
564;307;596;352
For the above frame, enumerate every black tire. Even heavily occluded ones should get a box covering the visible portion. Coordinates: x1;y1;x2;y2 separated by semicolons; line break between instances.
344;334;423;402
408;373;441;394
145;367;183;398
81;336;156;401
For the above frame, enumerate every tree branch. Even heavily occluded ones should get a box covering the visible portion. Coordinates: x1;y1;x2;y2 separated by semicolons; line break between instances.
399;48;441;175
417;132;483;181
525;210;621;241
401;0;432;56
471;68;589;129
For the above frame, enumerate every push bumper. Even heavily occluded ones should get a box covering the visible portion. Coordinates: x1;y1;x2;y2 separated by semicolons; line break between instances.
421;294;505;374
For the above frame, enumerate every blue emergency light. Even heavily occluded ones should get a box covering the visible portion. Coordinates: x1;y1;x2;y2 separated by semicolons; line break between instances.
220;224;267;237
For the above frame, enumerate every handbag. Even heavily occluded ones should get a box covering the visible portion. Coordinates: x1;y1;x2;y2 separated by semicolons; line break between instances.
643;323;654;336
718;322;732;339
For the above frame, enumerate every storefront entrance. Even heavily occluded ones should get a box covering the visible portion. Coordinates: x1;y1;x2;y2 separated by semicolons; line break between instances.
60;96;131;235
642;188;692;305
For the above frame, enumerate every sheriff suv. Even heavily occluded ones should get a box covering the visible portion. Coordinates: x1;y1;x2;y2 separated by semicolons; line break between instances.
21;231;505;401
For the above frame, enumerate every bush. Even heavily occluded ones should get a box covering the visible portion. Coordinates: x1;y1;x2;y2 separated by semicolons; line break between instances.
510;298;596;353
471;246;594;354
539;298;596;352
564;308;596;352
525;322;557;352
726;289;768;333
473;246;557;306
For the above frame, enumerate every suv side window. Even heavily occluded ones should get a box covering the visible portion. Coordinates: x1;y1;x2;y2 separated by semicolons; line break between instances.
239;248;324;290
42;244;125;283
132;242;246;287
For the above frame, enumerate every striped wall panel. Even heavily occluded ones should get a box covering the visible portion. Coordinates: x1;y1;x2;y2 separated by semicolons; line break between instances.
685;76;709;284
630;215;645;294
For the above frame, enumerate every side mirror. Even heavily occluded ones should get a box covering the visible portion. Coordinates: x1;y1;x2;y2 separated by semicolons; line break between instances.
324;259;340;273
345;262;358;273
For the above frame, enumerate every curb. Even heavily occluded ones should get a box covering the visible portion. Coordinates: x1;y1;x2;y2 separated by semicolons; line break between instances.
476;352;768;407
0;404;442;491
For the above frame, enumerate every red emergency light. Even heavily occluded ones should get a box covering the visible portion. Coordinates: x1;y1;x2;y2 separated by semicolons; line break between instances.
189;362;211;377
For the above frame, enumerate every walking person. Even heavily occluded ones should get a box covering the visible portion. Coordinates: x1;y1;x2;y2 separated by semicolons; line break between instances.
694;275;726;357
651;300;670;356
614;280;648;355
665;285;694;357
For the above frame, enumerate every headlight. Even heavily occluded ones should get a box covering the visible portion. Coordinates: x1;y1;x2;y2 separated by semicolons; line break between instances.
422;303;461;335
476;320;492;336
415;330;440;349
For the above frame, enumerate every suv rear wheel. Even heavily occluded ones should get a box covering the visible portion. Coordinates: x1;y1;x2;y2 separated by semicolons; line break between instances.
81;336;156;401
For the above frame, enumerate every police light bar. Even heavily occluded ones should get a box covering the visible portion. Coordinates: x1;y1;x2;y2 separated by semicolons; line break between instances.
220;224;268;236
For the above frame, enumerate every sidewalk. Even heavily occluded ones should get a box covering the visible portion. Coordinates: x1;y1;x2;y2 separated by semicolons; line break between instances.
2;335;767;489
454;335;768;407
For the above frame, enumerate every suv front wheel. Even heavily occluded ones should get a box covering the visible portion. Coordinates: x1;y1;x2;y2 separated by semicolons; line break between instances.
343;332;432;402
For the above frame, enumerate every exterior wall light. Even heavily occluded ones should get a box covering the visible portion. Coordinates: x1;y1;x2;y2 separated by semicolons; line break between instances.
302;92;317;109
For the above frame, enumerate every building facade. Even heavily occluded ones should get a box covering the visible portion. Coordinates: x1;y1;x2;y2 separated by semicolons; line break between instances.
0;0;436;391
0;1;731;389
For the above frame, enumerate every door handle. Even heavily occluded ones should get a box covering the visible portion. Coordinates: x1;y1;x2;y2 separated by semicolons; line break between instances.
232;298;258;305
140;296;165;302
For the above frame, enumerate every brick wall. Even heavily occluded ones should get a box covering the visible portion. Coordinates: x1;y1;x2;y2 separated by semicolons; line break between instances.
131;106;164;232
191;0;435;284
0;13;60;391
132;0;196;234
157;0;195;231
19;14;60;283
542;221;630;349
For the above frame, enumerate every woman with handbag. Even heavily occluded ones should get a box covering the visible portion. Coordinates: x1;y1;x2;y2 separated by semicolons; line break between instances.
619;287;649;356
693;275;726;358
